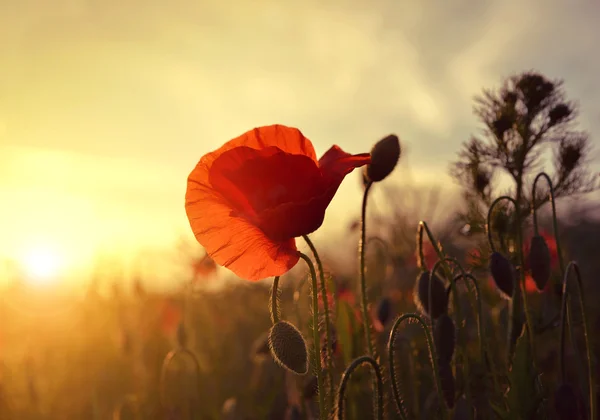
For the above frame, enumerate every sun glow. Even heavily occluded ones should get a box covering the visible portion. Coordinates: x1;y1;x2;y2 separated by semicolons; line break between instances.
19;245;64;286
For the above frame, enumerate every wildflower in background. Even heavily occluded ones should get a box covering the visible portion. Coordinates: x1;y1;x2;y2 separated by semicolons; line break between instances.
185;124;371;281
160;299;182;337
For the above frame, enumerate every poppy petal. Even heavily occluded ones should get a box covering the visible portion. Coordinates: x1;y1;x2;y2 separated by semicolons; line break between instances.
209;146;323;216
186;168;300;282
318;145;371;202
199;125;318;174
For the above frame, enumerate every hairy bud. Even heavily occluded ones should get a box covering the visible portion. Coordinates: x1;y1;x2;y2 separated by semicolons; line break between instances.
376;297;392;327
489;252;515;299
415;271;448;319
364;134;401;183
268;321;308;375
529;235;551;291
434;314;456;365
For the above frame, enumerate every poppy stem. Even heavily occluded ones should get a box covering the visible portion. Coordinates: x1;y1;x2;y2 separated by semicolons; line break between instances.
359;181;375;356
298;252;326;420
336;356;383;420
303;235;335;411
487;196;536;366
532;172;586;393
446;272;500;393
430;257;472;418
270;276;280;324
559;262;596;420
388;313;449;420
159;348;202;418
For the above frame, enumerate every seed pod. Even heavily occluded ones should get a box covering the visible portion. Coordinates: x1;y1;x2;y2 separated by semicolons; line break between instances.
554;383;580;420
268;320;308;375
438;362;455;409
529;235;551;291
176;322;188;348
376;297;392;326
489;252;515;299
364;134;401;182
415;271;448;319
434;314;456;365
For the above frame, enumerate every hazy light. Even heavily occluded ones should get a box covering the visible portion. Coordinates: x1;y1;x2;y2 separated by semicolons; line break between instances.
19;245;64;286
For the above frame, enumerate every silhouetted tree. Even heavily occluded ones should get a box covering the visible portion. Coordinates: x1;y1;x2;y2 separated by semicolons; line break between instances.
451;71;599;240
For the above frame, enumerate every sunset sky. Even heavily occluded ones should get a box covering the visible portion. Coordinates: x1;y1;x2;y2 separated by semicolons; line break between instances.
1;0;599;289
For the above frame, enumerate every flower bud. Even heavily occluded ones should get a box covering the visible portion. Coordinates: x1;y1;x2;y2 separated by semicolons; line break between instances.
415;271;448;319
268;321;308;375
434;314;456;365
489;252;515;299
529;235;551;291
364;134;401;183
376;297;392;327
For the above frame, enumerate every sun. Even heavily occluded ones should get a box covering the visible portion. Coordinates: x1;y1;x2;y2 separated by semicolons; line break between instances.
19;245;64;286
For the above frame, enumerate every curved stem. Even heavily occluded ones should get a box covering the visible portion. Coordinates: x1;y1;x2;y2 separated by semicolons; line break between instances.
487;196;536;363
445;273;484;365
360;181;375;357
298;252;326;420
336;356;384;420
559;262;596;420
531;172;563;272
418;221;453;284
303;235;334;410
431;257;472;418
270;276;280;325
159;348;202;416
532;173;586;393
388;313;449;419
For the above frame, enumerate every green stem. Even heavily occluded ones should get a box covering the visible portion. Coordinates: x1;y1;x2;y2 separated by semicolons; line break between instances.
336;356;383;420
270;276;280;325
298;252;326;420
487;196;536;365
303;235;335;411
388;313;449;419
445;273;484;367
559;262;596;420
360;181;375;357
418;221;453;286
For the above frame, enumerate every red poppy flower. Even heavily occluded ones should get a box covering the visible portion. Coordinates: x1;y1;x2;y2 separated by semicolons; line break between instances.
185;125;371;281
